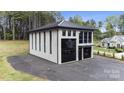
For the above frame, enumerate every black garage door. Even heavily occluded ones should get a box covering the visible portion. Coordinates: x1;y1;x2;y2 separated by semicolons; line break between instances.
61;39;76;63
83;47;91;59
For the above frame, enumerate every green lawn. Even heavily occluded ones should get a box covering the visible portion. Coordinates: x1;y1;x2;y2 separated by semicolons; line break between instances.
0;40;46;80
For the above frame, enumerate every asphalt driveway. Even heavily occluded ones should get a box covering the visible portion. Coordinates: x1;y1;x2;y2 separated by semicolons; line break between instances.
8;55;124;81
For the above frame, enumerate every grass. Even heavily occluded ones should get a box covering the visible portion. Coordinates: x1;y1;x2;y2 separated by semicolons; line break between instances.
0;40;46;81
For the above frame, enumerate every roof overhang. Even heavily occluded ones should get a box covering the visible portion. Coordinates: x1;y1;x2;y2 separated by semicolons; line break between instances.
29;26;97;33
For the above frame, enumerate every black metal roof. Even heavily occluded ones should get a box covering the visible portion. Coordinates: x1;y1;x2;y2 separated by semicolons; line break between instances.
29;20;96;32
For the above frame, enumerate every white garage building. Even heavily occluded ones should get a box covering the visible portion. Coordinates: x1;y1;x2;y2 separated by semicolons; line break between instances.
29;20;96;64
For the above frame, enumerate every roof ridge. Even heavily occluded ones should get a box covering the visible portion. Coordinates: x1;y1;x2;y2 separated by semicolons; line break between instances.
58;20;64;26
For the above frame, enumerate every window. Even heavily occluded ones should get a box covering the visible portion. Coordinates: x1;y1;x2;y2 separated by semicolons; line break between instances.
39;32;41;51
50;31;52;54
79;32;83;43
32;33;33;49
62;30;66;36
73;31;76;36
84;32;87;43
88;32;92;43
44;32;46;53
35;32;37;50
68;30;71;36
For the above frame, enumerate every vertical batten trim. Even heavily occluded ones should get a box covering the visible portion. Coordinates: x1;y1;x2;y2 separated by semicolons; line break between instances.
57;29;58;64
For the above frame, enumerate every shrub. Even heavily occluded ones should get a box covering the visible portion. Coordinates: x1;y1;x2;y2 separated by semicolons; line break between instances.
115;48;123;53
103;52;105;56
113;53;115;58
97;45;101;47
97;51;99;55
122;55;124;61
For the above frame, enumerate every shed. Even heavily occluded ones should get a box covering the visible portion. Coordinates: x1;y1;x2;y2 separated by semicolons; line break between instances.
29;20;96;64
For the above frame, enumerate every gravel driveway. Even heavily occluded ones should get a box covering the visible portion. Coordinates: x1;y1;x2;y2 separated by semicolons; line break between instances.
8;55;124;81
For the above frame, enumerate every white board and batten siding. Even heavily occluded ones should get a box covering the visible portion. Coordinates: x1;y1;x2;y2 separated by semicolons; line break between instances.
29;30;58;63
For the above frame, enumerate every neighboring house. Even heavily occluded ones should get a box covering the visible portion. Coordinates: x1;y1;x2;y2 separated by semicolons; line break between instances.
101;38;111;48
101;35;124;48
29;20;96;64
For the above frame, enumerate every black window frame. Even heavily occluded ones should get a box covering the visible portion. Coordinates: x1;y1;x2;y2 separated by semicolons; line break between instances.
62;30;66;36
88;32;92;43
73;31;76;36
35;32;37;50
79;31;83;43
68;30;71;36
50;31;52;54
32;33;33;49
44;32;46;53
84;32;87;43
39;32;41;51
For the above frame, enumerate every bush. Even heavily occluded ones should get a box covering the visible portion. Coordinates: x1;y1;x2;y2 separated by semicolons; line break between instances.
115;48;123;53
113;53;115;58
108;47;115;49
103;52;105;56
96;45;101;47
97;51;99;55
122;55;124;61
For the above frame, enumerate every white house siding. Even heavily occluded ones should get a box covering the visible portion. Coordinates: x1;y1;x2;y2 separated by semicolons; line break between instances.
29;30;58;63
33;33;35;50
76;31;80;61
29;33;32;53
30;29;93;64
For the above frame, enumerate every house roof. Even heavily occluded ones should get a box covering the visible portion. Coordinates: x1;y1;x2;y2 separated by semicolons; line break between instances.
101;38;111;43
101;35;124;43
111;35;124;43
29;20;96;32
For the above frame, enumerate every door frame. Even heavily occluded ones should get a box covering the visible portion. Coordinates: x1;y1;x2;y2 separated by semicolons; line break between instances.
61;38;76;63
78;47;83;61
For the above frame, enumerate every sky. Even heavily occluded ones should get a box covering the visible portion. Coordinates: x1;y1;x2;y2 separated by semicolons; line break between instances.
61;11;124;32
61;11;124;22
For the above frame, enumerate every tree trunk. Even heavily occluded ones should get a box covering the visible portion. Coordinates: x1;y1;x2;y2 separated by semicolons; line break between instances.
0;31;1;40
29;15;31;30
3;26;6;40
12;17;15;40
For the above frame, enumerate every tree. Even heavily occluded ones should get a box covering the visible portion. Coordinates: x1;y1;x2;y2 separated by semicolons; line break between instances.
106;16;119;34
94;29;102;40
69;15;84;25
106;22;115;37
119;14;124;34
0;11;64;40
85;19;96;27
98;21;103;28
93;21;103;40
